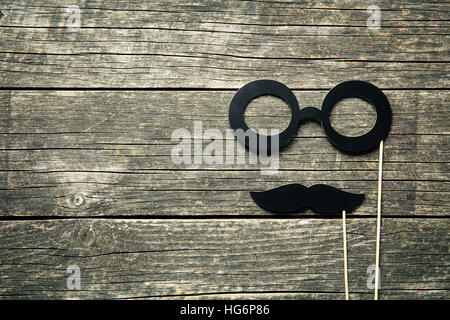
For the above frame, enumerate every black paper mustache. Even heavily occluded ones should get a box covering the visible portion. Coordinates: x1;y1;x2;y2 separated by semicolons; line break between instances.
229;80;392;214
250;184;365;214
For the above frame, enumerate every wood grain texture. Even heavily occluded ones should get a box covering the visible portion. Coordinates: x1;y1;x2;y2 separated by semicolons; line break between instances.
0;89;448;216
0;0;448;88
0;0;448;301
0;218;448;299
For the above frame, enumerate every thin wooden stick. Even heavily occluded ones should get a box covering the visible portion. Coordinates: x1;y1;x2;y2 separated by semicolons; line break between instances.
342;209;349;300
374;140;384;300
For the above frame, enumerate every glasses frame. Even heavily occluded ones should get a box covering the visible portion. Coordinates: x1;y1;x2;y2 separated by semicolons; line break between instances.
229;79;392;154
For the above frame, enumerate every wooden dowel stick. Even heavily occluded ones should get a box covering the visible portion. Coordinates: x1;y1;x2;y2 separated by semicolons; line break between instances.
374;140;384;300
342;209;349;300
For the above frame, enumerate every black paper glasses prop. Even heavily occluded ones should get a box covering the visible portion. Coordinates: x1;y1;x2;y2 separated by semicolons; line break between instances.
229;79;392;299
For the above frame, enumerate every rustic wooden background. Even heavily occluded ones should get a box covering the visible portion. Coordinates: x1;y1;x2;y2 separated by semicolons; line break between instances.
0;0;448;299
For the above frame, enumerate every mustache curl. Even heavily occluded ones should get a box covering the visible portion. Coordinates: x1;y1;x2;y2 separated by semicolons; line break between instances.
250;184;365;214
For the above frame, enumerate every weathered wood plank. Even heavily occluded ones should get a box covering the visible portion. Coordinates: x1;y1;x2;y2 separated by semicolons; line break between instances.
2;0;449;29
0;0;447;303
0;218;448;299
0;0;448;88
2;90;448;137
0;89;448;216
